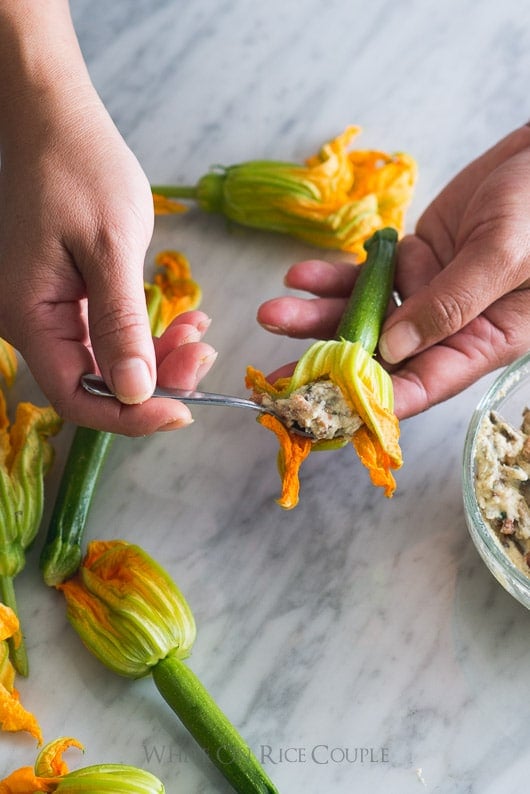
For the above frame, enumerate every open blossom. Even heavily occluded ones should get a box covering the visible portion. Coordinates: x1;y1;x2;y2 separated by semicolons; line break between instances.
152;126;417;259
246;339;402;509
0;736;165;793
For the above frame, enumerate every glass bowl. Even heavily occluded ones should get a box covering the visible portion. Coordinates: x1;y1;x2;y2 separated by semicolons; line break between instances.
463;352;530;610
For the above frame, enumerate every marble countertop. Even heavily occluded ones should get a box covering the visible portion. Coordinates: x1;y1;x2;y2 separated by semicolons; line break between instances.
5;1;530;791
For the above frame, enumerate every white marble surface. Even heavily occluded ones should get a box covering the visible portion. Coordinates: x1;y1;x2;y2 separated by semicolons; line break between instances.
4;0;530;791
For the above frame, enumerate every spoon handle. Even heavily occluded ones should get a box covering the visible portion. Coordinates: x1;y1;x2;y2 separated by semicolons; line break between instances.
81;374;264;412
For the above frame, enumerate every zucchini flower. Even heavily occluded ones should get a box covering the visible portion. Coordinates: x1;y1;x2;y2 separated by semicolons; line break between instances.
246;227;402;509
0;602;42;743
0;388;62;674
58;540;279;794
152;126;417;259
40;250;202;587
0;736;165;793
144;250;202;337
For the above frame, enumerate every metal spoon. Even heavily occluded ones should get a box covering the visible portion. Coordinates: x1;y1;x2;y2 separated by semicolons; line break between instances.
81;373;314;437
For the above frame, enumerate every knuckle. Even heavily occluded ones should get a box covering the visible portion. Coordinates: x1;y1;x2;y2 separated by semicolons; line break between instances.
426;289;472;337
90;303;147;344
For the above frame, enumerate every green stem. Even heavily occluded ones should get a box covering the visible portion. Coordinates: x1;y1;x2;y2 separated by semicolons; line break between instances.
0;574;28;676
335;226;398;355
151;184;199;199
152;653;279;794
39;427;115;586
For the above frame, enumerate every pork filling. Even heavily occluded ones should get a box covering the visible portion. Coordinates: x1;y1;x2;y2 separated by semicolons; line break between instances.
255;379;363;440
475;408;530;573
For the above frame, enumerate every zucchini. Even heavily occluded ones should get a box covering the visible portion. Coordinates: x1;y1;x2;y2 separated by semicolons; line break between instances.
39;427;115;585
336;226;398;353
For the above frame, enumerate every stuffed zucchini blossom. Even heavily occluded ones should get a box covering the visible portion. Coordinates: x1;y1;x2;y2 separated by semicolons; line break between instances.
152;126;417;259
0;736;165;793
247;227;402;509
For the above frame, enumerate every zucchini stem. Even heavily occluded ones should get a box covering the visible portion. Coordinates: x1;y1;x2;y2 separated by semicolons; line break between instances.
152;652;279;794
39;427;115;586
151;184;198;199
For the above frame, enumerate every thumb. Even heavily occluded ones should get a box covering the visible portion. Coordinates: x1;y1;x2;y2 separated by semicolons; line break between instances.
84;252;155;405
379;237;526;364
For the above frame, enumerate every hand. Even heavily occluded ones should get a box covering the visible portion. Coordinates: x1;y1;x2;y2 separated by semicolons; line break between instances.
0;49;216;434
257;124;530;419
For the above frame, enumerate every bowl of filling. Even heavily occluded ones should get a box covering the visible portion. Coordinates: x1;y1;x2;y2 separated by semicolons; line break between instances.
463;352;530;609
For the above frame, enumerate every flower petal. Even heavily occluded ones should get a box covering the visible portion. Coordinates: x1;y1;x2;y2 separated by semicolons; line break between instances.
0;683;43;744
257;414;312;510
0;340;17;388
0;766;55;793
352;426;398;497
152;193;188;215
34;737;84;777
145;251;202;337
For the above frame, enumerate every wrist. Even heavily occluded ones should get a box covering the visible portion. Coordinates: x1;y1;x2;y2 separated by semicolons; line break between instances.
0;0;94;144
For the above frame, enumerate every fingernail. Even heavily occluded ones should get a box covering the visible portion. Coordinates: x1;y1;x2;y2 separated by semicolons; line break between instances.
379;321;422;364
195;350;218;382
197;316;212;334
111;357;153;404
259;322;282;335
158;416;194;432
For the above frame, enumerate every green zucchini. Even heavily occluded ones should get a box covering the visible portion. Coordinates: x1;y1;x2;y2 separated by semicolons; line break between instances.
152;653;279;794
335;226;398;353
39;426;115;585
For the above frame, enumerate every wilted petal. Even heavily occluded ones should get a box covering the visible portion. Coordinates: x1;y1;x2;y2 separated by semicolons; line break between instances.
0;603;42;743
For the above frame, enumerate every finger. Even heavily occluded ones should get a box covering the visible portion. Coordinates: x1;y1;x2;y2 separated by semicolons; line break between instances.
394;234;443;299
156;342;218;390
76;226;156;405
284;259;359;297
20;319;196;435
153;311;211;361
257;296;347;339
379;232;530;365
264;360;297;384
392;290;530;419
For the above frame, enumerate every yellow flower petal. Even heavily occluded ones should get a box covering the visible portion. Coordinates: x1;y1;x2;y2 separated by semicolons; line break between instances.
145;250;202;337
0;340;17;388
257;413;312;510
0;603;42;743
34;737;84;777
0;685;43;744
169;126;417;258
0;766;55;793
0;602;18;642
58;540;196;678
152;193;188;215
247;338;402;506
